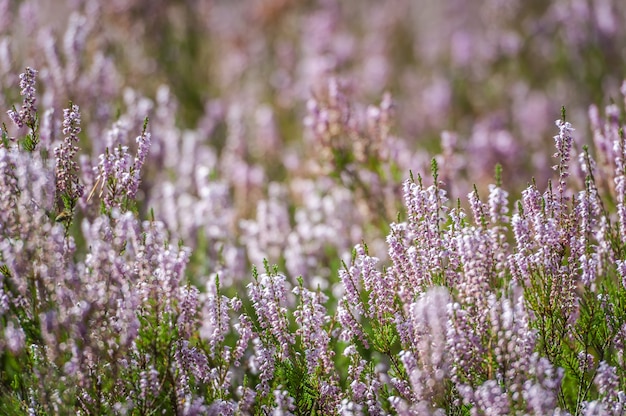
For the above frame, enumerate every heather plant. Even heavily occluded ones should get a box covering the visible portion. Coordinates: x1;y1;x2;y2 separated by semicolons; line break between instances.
4;0;625;196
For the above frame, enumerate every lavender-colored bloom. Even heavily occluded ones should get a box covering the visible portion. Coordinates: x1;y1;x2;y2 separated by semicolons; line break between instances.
337;298;369;349
613;124;626;246
292;284;343;414
175;340;211;387
232;313;253;366
572;185;603;288
247;272;294;356
336;244;394;349
392;287;450;414
613;323;626;368
387;178;451;300
452;286;564;414
338;251;365;317
138;365;159;403
177;285;200;339
293;285;333;374
236;385;257;414
4;320;25;353
343;352;384;416
361;255;396;325
340;244;396;325
182;397;209;416
38;108;57;152
207;400;236;416
455;226;494;308
511;181;579;328
468;187;487;226
240;183;291;268
488;184;509;225
199;276;231;358
272;389;296;416
54;103;84;202
617;261;626;290
7;67;38;129
129;127;151;198
63;13;89;83
249;337;277;397
581;362;626;416
90;120;151;209
553;118;575;206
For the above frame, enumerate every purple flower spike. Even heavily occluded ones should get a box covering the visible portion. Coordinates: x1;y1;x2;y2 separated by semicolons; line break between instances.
7;67;38;129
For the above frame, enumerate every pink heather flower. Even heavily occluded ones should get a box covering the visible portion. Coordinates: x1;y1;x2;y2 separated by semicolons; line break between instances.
272;389;296;416
488;184;509;225
409;287;449;370
173;355;193;410
129;126;151;198
361;258;396;325
336;245;394;348
7;67;38;129
336;298;369;349
528;186;578;325
293;285;333;374
553;118;575;212
177;285;200;339
63;13;89;83
455;226;494;308
236;386;257;414
578;352;595;373
342;244;396;324
614;127;626;246
232;313;253;366
393;287;450;413
182;397;209;416
447;301;488;390
453;286;564;414
488;291;535;394
386;223;414;299
247;272;294;356
207;400;238;416
589;361;625;415
388;178;450;298
572;185;603;288
613;323;626;367
471;380;510;415
343;352;384;416
579;149;597;177
468;187;487;226
54;103;84;201
175;340;211;387
199;277;231;358
4;320;25;353
338;253;365;317
240;184;291;268
39;108;57;152
92;121;151;209
617;261;626;290
318;380;343;414
249;337;276;397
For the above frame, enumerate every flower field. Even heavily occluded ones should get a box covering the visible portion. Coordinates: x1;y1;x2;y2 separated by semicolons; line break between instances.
1;1;626;414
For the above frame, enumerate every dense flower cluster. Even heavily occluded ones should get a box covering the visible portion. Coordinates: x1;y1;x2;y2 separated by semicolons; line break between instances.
54;103;84;205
